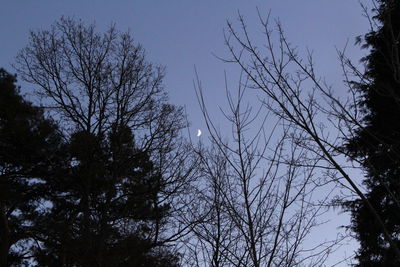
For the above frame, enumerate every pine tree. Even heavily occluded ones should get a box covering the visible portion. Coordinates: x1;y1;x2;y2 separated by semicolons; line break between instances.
345;1;400;265
0;69;63;266
32;126;179;266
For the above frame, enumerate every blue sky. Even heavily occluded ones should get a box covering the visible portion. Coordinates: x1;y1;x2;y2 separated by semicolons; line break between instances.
0;1;370;128
1;1;373;265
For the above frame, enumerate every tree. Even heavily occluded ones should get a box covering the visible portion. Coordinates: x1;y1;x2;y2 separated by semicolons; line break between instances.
0;69;63;266
31;126;180;266
182;75;342;267
15;18;196;266
344;0;400;265
215;8;400;264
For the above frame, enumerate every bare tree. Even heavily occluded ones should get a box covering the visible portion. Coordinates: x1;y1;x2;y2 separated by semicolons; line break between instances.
16;18;165;135
220;10;400;259
14;17;197;265
182;73;342;267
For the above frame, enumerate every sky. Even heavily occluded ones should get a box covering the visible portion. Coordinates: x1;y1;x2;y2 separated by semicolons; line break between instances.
1;0;373;265
0;0;370;131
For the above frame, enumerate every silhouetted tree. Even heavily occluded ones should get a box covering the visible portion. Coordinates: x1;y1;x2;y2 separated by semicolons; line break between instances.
0;69;63;266
31;126;179;266
345;0;400;265
182;76;342;267
15;17;195;266
216;8;400;264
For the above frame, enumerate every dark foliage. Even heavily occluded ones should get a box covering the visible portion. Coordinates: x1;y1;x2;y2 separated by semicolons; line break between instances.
32;127;178;266
345;1;400;265
0;69;63;266
0;69;181;266
11;17;188;266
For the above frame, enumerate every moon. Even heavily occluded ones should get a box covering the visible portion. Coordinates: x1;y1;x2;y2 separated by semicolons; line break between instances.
197;129;202;137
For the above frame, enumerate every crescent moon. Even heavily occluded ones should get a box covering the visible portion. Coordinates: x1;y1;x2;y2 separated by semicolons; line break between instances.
197;129;202;137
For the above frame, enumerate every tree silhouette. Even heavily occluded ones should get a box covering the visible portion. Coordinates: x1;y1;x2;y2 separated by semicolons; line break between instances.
0;69;63;266
14;17;195;266
31;126;179;266
214;8;400;264
345;0;400;265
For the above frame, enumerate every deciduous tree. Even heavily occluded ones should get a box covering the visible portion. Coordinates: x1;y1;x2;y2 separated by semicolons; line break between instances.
216;7;400;264
15;18;195;266
183;75;341;267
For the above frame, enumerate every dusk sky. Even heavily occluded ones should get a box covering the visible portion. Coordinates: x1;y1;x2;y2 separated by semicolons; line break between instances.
1;1;370;131
1;1;374;265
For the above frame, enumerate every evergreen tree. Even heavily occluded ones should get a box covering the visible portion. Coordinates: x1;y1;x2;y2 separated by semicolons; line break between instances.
32;126;179;266
0;69;63;266
346;1;400;265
